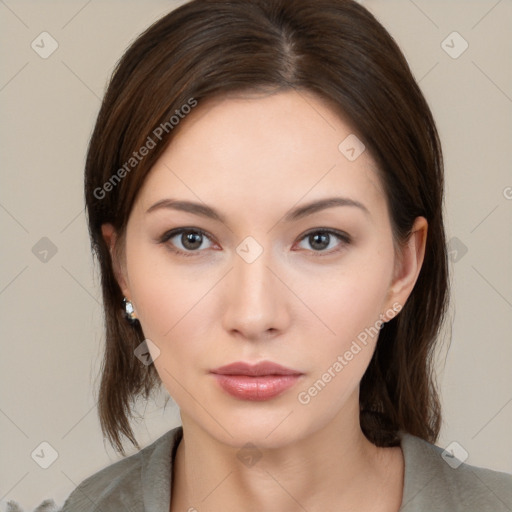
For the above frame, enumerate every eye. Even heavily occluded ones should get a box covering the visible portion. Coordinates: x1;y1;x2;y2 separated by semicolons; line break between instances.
159;227;351;258
295;229;351;256
160;228;215;257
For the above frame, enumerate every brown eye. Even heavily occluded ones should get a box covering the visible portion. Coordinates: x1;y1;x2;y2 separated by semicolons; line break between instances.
180;230;204;250
309;232;330;251
296;229;351;255
160;228;214;257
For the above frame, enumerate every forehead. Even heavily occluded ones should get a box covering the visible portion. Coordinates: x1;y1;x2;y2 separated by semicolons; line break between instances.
136;89;386;221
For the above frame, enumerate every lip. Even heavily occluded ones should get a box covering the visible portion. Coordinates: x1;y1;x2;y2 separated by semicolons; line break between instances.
211;361;302;376
210;361;303;401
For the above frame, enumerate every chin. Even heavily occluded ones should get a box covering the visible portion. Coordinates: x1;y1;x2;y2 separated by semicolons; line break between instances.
192;405;314;451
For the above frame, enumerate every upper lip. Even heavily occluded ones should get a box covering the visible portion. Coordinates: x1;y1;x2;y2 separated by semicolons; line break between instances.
210;361;302;376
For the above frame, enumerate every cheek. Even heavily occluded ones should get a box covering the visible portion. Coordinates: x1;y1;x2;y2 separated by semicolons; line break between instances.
294;267;392;414
124;243;217;380
292;251;393;408
127;254;205;338
301;254;392;349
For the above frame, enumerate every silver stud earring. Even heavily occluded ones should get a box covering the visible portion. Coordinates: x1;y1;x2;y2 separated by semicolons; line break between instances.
123;298;138;323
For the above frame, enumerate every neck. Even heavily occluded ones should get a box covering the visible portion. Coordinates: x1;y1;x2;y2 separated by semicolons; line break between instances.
170;393;404;512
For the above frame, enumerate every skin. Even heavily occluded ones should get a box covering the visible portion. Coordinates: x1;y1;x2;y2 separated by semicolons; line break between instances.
102;89;427;512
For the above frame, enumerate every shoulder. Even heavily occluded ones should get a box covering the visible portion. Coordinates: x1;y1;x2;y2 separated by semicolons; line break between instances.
399;431;512;512
59;425;182;511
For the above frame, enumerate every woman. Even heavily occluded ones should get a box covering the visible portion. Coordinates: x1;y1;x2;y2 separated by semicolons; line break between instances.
9;0;511;510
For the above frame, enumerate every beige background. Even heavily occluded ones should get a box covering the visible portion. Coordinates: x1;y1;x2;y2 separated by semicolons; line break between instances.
1;0;511;508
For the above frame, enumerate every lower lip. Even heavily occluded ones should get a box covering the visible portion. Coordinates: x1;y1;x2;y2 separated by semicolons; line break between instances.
211;374;302;401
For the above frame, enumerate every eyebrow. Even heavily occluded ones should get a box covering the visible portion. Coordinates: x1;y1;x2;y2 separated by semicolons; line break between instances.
145;196;370;223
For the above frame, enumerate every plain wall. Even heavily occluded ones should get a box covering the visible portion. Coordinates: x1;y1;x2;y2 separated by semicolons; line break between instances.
1;0;511;508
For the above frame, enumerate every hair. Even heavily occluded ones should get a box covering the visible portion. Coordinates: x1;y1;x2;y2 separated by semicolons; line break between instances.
84;0;450;455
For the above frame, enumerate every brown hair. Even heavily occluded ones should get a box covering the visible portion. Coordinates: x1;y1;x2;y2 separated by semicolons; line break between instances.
84;0;449;455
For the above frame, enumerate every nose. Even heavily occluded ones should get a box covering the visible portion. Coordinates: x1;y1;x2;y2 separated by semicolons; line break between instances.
221;244;290;341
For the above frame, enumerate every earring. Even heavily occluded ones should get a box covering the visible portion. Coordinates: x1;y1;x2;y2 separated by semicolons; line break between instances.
123;298;138;323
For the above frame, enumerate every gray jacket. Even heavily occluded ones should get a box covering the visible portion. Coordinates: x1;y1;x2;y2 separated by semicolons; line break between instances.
7;426;512;511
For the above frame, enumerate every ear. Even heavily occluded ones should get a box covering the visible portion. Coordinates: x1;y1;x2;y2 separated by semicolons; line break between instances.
383;216;428;316
101;223;130;298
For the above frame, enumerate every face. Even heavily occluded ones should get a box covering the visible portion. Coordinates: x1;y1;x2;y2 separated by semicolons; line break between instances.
104;89;425;449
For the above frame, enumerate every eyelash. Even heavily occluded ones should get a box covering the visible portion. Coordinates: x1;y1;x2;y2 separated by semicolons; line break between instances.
159;227;352;258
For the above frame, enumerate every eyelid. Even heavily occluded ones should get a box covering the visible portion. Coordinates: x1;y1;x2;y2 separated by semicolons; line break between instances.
299;227;351;244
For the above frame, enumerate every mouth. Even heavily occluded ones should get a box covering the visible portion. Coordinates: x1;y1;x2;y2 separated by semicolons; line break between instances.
210;361;304;401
